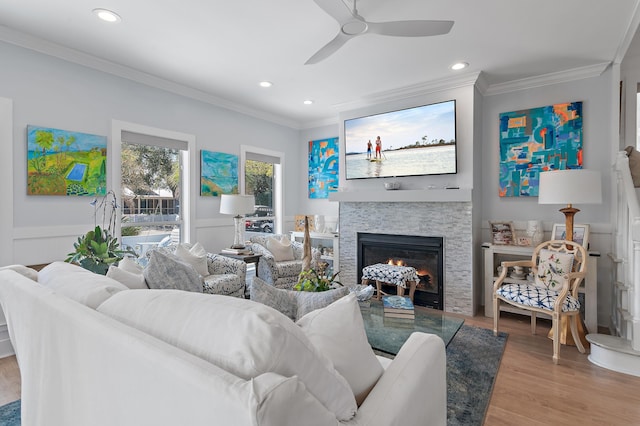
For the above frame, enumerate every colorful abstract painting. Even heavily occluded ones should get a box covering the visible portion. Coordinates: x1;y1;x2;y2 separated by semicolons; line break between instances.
200;150;238;196
27;125;107;196
499;101;583;197
308;137;339;199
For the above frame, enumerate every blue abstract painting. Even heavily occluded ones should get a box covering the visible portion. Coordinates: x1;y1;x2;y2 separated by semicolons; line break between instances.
308;137;339;199
200;150;238;196
499;101;583;197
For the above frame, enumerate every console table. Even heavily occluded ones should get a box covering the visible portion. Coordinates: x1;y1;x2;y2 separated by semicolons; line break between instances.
482;243;599;334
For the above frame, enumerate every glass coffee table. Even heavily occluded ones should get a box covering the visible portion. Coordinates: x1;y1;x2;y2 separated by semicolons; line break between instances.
360;300;464;355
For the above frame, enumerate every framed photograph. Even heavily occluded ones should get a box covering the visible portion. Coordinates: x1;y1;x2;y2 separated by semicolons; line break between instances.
552;224;590;248
490;221;515;245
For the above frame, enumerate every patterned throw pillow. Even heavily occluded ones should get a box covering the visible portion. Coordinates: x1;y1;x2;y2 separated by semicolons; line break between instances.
534;249;574;290
144;250;203;293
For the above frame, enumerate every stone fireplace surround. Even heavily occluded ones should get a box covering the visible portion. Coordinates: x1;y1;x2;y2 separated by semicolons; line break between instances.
338;200;473;316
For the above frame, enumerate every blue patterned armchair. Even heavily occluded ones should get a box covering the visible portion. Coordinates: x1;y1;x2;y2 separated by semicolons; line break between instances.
247;235;321;290
493;239;587;364
146;243;247;297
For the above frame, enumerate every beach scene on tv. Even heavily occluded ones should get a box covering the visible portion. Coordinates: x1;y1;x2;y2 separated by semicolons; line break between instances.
344;100;456;180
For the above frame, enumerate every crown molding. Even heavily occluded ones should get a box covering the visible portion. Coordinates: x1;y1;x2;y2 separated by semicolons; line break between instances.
484;63;611;96
332;72;481;113
0;25;302;130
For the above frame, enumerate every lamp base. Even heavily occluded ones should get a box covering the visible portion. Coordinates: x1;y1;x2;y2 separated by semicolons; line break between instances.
231;215;245;250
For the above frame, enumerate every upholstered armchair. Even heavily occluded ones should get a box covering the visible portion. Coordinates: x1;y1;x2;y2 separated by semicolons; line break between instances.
493;240;587;364
146;243;247;297
247;235;321;289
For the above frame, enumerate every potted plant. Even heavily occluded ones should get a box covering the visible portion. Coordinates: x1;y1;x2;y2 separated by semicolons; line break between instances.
65;191;134;275
294;264;342;292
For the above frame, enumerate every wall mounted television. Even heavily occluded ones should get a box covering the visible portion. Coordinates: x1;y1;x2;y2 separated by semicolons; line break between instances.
344;99;457;180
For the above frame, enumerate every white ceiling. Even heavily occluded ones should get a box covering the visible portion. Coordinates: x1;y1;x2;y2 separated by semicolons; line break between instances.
1;0;639;129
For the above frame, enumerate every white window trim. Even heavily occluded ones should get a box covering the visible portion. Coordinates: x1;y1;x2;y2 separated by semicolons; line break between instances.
240;145;284;234
111;120;196;242
0;98;13;265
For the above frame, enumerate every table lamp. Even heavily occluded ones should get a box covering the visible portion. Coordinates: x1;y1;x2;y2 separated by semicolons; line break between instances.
220;194;255;249
538;169;602;243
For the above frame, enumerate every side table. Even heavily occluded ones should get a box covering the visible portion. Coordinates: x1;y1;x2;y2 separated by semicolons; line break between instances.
218;253;262;277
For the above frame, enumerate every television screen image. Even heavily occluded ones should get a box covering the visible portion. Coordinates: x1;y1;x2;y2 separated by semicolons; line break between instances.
344;100;456;180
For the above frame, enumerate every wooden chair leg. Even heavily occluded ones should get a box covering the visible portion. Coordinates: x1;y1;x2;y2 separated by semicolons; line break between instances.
396;285;405;297
493;296;499;336
375;281;382;300
408;281;416;302
552;313;560;364
531;312;537;334
570;315;586;354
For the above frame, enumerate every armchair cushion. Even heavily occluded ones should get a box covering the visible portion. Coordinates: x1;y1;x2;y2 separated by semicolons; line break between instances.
266;236;295;262
175;242;209;277
496;283;580;312
534;249;574;290
297;293;384;406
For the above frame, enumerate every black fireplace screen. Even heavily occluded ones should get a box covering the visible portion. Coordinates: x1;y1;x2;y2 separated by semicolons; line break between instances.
357;233;444;309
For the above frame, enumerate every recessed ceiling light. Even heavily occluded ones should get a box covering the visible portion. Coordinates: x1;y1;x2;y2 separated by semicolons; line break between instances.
303;100;313;105
93;8;121;23
259;81;273;88
450;62;468;71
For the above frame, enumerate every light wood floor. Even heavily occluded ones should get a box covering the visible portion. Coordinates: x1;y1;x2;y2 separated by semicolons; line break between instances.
0;312;639;424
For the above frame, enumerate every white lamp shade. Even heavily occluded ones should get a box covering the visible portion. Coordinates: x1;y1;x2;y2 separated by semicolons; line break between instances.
219;194;255;216
538;169;602;205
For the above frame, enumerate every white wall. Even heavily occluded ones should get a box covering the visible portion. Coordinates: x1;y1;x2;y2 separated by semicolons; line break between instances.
480;68;616;327
0;41;302;264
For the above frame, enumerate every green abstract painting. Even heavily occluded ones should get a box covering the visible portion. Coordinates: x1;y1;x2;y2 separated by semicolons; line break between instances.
200;150;238;196
27;125;107;196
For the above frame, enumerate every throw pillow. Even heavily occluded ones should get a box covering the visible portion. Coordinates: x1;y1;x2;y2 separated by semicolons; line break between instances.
38;261;128;309
250;276;297;320
117;256;144;274
297;293;384;406
625;146;640;187
107;265;148;289
175;242;209;277
98;290;357;421
144;250;203;293
534;249;574;291
293;286;351;319
266;236;295;262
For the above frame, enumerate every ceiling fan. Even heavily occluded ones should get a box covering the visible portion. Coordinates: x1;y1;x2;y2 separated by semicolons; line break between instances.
305;0;454;65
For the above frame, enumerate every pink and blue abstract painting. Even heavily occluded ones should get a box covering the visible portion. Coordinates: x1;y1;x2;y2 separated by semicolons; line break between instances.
308;137;339;199
499;101;583;197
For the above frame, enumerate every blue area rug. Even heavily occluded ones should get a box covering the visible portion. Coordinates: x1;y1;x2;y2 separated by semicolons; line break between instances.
0;399;20;426
447;325;508;426
0;325;506;426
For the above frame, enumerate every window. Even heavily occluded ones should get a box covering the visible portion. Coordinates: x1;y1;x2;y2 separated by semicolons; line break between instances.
112;121;195;259
241;146;284;236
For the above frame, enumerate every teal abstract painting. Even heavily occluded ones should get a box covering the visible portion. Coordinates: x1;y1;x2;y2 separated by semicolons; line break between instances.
499;102;583;197
308;137;339;199
200;150;238;196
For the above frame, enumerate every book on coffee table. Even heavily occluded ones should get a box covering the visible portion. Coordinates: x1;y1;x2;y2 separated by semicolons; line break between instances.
382;295;415;319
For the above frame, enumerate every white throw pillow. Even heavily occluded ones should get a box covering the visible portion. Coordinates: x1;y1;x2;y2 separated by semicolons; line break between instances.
98;290;357;421
175;242;209;277
117;257;144;274
107;265;148;289
266;236;295;261
534;249;574;291
0;265;38;281
297;293;384;406
38;261;128;309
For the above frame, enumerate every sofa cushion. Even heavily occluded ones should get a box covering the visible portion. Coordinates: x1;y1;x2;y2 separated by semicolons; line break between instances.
107;265;148;290
250;276;350;321
97;290;357;421
266;236;295;262
144;250;203;293
297;293;384;406
175;242;209;277
0;264;38;281
38;261;127;309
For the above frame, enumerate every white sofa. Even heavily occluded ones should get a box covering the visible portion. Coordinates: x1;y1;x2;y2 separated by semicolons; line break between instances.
0;263;446;426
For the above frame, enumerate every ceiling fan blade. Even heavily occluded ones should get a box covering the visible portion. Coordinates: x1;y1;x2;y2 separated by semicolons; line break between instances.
367;20;454;37
305;31;352;65
311;0;355;25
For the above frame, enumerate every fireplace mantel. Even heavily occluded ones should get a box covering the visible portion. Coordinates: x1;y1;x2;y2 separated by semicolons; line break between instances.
328;188;471;203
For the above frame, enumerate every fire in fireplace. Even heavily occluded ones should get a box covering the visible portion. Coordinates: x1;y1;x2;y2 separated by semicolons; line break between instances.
357;233;444;309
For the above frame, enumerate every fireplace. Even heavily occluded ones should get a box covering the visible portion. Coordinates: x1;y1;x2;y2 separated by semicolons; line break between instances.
357;233;444;309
